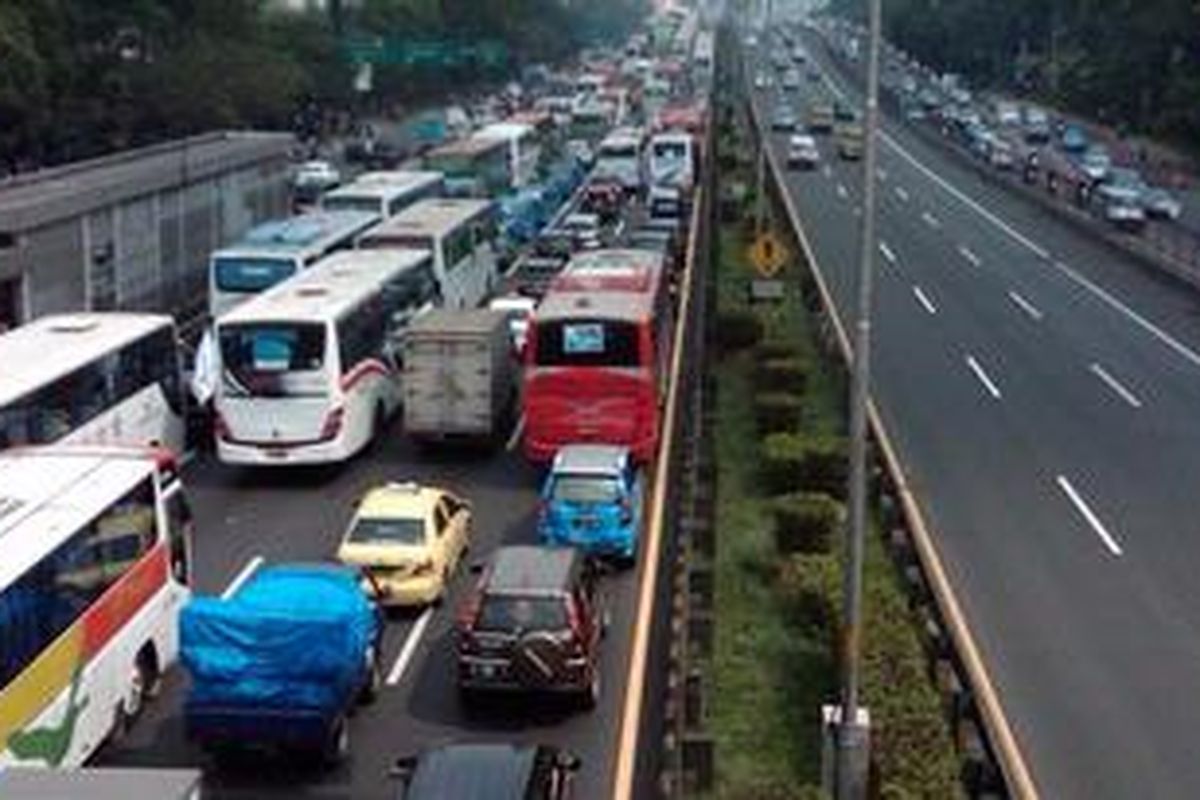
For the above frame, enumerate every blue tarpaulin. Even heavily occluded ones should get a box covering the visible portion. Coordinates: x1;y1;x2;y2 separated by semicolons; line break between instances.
181;564;376;712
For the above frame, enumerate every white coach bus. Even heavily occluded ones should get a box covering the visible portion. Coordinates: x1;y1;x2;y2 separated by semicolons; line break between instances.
357;198;499;311
321;170;445;218
0;313;186;455
0;445;193;768
214;248;438;465
207;209;380;318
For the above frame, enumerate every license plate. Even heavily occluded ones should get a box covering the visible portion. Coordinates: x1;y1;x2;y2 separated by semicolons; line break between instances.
264;448;288;459
476;664;497;678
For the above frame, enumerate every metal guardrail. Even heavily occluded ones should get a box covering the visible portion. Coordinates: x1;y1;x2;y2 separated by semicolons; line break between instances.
744;60;1034;799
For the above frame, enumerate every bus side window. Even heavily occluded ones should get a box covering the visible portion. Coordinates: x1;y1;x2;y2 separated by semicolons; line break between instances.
165;491;193;586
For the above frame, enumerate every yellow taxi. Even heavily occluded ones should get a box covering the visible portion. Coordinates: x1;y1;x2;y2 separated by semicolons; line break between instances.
336;482;472;607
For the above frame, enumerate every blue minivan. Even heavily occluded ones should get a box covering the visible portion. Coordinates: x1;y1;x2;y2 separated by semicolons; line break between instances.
538;445;644;564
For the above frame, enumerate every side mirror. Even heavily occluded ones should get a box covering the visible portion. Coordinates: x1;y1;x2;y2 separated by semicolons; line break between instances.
389;755;418;782
556;750;582;772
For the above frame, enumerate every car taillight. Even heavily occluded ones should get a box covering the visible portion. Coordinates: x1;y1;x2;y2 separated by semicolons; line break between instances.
319;407;344;442
457;592;482;632
214;411;231;442
565;597;587;650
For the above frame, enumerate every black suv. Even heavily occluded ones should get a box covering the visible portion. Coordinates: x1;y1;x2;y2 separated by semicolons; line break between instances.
392;742;580;800
456;546;603;708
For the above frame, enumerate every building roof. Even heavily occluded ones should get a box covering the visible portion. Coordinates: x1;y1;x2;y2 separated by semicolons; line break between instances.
0;131;293;233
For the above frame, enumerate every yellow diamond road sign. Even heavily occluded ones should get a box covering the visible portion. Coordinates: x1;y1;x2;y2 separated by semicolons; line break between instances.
749;231;788;277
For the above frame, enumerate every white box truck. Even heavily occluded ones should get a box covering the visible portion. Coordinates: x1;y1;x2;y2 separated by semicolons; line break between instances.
403;309;517;443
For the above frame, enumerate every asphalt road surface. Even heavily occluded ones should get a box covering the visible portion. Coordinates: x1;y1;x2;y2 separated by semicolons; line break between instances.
751;30;1200;800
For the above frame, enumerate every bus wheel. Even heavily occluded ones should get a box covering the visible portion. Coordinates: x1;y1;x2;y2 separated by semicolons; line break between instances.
116;648;158;737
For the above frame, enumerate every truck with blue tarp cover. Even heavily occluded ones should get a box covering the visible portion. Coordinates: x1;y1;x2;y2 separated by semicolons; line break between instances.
180;563;382;766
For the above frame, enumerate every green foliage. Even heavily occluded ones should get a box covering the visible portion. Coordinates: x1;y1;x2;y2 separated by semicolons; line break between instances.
0;0;650;168
760;432;847;497
755;357;809;394
717;309;765;352
756;339;804;361
754;391;804;434
769;492;842;554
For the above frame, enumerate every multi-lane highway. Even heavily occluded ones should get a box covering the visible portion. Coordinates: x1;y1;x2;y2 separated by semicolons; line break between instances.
98;430;645;799
750;29;1200;800
94;165;704;800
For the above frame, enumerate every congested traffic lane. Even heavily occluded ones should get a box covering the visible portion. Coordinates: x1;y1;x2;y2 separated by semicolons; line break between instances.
751;33;1200;798
99;417;642;799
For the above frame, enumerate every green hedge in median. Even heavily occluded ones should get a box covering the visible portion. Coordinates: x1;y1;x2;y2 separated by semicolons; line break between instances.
770;492;843;554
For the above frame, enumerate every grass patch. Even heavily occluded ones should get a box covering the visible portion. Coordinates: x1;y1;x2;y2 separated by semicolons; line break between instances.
707;162;962;797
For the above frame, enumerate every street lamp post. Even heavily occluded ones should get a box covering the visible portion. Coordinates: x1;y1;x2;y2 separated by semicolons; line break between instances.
835;0;884;796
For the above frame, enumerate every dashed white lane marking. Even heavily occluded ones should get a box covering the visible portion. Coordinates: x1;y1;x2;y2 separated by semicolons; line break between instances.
1007;290;1045;321
879;241;897;264
1089;363;1144;409
966;354;1003;400
958;245;981;267
913;285;938;315
837;183;849;199
894;186;910;202
387;606;435;686
922;210;942;229
506;414;526;452
1056;475;1124;557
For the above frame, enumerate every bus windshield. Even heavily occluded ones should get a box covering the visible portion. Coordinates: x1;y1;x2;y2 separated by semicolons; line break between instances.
653;141;688;159
214;257;298;293
535;319;641;367
322;196;382;214
219;323;327;398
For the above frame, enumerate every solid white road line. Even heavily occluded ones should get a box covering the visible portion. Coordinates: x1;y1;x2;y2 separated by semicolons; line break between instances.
876;128;1200;370
505;414;526;452
958;245;981;267
1052;260;1200;369
913;285;938;315
922;211;942;229
966;355;1002;400
221;556;263;600
894;186;910;202
387;605;435;686
1090;363;1144;409
880;130;1052;259
1056;475;1124;557
1007;290;1044;321
837;183;849;199
879;241;897;264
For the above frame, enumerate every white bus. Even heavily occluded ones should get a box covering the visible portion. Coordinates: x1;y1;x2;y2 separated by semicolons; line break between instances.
321;170;445;218
207;209;380;318
472;122;541;189
595;127;647;192
357;198;499;311
0;313;186;455
214;248;438;466
0;445;193;768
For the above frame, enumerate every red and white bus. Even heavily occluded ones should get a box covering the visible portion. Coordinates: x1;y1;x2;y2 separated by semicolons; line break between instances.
523;249;672;462
0;445;193;768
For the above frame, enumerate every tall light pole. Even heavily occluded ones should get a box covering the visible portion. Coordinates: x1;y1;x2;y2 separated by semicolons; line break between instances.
837;0;883;795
